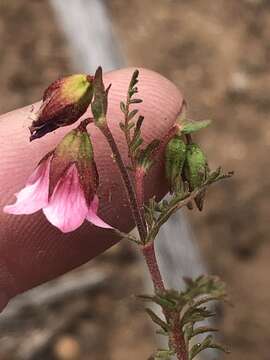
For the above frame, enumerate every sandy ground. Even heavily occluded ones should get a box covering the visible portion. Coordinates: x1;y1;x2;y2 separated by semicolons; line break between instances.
0;0;269;359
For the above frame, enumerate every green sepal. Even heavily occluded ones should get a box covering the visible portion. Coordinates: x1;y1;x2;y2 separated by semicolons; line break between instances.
181;119;211;134
91;66;110;126
184;143;209;210
165;135;186;193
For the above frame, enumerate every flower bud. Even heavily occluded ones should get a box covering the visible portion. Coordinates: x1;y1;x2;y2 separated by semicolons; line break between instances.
165;135;186;193
30;74;93;141
91;66;111;128
184;143;209;210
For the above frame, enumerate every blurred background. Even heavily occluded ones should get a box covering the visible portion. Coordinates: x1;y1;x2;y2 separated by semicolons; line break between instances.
0;0;269;359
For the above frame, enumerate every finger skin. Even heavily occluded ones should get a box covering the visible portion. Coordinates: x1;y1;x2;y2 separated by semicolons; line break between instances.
0;68;183;310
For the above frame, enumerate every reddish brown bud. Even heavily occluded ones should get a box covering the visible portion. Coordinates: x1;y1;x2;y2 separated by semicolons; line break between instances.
29;74;93;141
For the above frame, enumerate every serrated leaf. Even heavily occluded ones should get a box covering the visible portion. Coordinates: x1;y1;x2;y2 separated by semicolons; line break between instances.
181;119;211;134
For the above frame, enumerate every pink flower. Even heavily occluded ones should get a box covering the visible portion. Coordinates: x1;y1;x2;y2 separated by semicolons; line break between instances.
4;125;112;233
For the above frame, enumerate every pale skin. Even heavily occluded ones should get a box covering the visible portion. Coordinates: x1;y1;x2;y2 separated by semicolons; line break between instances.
0;67;183;312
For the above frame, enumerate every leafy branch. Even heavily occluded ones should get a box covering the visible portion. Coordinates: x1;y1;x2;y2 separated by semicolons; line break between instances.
120;69;144;169
145;167;233;242
140;275;229;360
92;68;233;360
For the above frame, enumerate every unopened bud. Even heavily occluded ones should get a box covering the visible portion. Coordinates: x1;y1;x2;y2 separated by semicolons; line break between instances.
91;66;110;127
184;143;209;210
165;135;186;193
30;74;93;141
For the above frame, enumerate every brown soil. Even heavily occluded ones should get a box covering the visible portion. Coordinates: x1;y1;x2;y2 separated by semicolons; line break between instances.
0;0;269;359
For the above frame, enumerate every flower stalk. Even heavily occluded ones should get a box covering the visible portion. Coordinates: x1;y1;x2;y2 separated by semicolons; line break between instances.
142;241;189;360
141;240;165;292
99;123;147;241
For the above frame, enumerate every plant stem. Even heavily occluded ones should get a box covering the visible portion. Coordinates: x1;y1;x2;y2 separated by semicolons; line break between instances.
135;166;146;212
171;320;188;360
99;124;147;241
141;240;188;360
141;241;165;291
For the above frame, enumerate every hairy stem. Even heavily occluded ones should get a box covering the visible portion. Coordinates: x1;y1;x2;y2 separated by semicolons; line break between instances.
141;241;188;360
99;124;147;241
141;241;165;291
171;320;188;360
135;166;146;213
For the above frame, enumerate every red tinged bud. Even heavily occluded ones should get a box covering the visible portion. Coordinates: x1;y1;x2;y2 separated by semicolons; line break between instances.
29;74;93;141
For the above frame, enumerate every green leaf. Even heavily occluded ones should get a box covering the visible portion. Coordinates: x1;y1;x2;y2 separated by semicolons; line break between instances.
181;119;211;134
189;326;218;339
154;349;175;359
130;136;143;152
129;69;139;89
189;335;228;359
91;66;109;122
145;308;170;332
144;139;160;157
127;122;135;130
182;307;215;325
189;335;212;359
120;101;126;113
128;109;139;120
119;122;125;131
134;115;144;136
130;98;143;104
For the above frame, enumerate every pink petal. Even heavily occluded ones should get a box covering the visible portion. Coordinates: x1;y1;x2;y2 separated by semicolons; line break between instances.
86;195;113;229
43;164;88;233
4;157;51;215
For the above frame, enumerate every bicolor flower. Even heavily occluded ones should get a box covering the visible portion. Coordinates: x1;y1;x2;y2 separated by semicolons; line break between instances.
4;124;112;233
29;74;93;141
